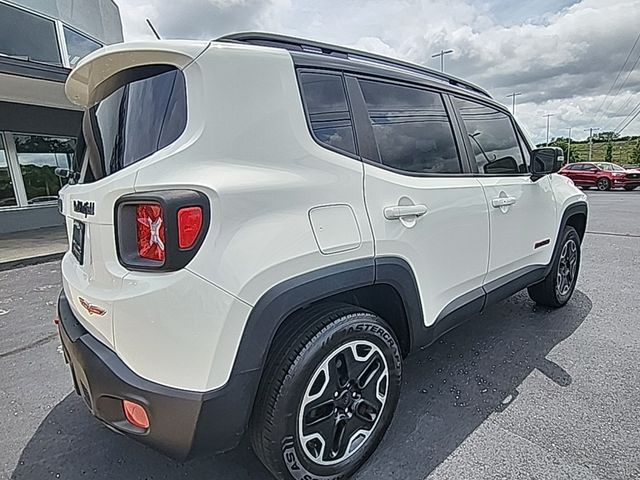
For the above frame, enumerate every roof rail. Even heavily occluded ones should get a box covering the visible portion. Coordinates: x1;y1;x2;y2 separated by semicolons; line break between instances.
217;32;491;99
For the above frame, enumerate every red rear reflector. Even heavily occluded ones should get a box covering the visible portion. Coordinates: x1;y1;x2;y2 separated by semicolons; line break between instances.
123;400;149;429
136;204;165;261
177;206;203;249
53;316;60;325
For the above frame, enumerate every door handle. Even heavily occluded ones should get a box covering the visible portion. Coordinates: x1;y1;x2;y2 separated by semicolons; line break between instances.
491;196;517;208
384;204;428;220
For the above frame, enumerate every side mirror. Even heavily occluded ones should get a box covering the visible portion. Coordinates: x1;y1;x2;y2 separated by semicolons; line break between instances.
530;147;564;181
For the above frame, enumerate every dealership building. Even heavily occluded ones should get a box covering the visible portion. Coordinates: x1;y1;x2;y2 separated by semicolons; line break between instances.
0;0;123;234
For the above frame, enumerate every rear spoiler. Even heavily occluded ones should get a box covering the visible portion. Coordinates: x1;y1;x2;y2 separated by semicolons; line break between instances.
65;40;210;107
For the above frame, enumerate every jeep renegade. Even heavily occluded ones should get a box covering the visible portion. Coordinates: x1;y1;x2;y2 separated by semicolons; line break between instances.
56;33;588;480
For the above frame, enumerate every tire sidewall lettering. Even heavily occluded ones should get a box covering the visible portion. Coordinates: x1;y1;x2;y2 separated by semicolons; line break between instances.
282;437;341;480
345;321;401;367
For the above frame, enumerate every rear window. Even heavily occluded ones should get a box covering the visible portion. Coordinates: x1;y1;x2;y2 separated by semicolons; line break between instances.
81;65;187;183
298;72;357;155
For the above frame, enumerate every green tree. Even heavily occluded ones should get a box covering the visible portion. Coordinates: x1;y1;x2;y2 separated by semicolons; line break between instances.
605;140;613;162
595;131;619;141
632;140;640;164
549;138;580;163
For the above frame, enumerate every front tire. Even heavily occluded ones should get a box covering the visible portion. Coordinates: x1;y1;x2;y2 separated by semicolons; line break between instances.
597;178;611;191
250;304;402;480
624;185;637;191
528;226;581;307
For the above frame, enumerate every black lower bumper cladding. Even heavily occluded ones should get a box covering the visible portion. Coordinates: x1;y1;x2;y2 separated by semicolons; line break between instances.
56;291;258;460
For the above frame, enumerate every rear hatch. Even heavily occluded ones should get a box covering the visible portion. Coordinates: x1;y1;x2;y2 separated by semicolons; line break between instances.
59;41;209;347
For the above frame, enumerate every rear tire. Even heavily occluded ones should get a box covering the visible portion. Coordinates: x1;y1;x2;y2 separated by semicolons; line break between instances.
250;304;402;480
624;185;637;191
528;226;581;308
597;178;611;191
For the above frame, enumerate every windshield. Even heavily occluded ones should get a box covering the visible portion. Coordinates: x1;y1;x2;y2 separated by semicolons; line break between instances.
81;66;187;183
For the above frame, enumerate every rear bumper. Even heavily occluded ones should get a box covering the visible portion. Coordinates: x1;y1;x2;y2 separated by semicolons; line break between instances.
56;290;259;460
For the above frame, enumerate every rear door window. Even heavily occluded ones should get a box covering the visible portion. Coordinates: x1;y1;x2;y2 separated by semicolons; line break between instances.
358;79;461;174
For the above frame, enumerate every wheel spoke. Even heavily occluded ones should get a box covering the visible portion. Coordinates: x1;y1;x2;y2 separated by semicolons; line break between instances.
303;398;336;428
330;419;347;459
340;411;374;456
353;399;380;424
356;356;383;390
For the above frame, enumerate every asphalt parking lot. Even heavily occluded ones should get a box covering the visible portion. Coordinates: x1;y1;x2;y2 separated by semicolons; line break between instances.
2;190;639;480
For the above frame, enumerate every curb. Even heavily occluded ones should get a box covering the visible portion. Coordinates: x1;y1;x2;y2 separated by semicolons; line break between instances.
0;252;65;272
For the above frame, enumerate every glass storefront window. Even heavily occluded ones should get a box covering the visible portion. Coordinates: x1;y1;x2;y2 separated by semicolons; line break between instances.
0;2;61;66
0;136;17;207
13;135;76;204
63;26;102;67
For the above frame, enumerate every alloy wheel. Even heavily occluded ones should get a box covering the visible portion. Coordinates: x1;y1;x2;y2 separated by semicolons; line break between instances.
597;178;610;191
297;340;389;466
556;239;578;297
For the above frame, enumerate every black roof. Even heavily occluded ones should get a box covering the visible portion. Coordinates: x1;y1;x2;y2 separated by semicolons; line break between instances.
217;32;491;99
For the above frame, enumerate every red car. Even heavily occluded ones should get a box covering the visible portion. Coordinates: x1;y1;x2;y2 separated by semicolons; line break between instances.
559;162;640;191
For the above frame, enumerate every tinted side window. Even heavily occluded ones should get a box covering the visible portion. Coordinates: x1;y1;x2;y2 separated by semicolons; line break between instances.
299;72;356;155
0;2;61;65
64;26;102;67
454;98;526;175
359;80;460;174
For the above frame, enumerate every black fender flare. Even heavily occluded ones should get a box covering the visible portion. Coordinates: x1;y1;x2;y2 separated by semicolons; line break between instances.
220;256;423;443
544;201;588;277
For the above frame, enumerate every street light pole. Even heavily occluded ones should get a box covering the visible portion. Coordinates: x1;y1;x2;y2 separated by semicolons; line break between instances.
584;127;600;162
567;127;572;163
506;92;522;115
543;114;554;146
431;49;454;72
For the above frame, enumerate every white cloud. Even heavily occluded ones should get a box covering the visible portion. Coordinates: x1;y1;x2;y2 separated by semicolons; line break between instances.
114;0;640;142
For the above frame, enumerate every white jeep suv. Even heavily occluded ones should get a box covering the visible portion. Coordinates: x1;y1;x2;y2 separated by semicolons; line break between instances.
56;33;587;480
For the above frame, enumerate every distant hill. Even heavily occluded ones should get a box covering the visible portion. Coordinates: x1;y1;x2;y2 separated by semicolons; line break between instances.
570;139;636;164
539;135;640;166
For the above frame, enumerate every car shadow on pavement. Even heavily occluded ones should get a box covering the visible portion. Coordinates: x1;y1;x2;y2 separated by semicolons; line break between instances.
11;289;592;480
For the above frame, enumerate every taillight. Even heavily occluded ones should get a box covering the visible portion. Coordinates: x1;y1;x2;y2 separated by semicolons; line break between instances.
115;190;210;271
177;206;203;249
136;204;166;261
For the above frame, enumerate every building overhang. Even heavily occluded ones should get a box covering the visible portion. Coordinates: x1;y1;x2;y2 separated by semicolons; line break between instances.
0;56;80;110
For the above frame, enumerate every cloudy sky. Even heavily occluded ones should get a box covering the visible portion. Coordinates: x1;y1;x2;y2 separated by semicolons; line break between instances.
115;0;640;144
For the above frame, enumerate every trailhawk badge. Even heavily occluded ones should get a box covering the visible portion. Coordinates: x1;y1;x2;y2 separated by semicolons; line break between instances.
78;297;106;316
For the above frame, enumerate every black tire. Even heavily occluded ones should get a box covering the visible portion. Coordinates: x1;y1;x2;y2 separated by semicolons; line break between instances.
528;226;581;308
250;304;402;480
624;185;637;191
597;177;611;191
